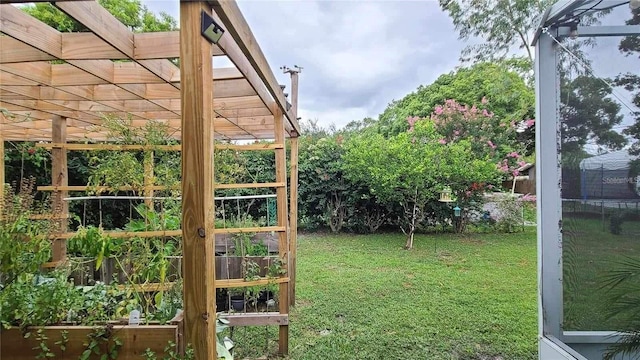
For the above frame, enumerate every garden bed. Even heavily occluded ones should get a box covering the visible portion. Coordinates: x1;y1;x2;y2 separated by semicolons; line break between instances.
1;324;181;360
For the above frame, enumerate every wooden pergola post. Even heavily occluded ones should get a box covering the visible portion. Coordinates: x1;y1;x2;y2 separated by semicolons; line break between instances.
143;151;154;209
51;115;68;263
180;2;216;359
288;69;300;307
274;106;290;355
0;134;4;215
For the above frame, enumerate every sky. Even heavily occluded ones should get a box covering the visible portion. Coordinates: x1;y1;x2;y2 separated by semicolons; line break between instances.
142;0;465;130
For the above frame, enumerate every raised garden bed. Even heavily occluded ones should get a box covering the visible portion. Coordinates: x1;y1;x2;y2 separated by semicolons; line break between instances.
1;324;181;360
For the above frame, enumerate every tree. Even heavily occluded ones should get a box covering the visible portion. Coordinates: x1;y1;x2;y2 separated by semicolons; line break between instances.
616;8;640;154
438;0;552;63
377;62;535;152
23;0;177;33
560;75;627;154
423;99;527;232
298;134;353;233
344;119;497;248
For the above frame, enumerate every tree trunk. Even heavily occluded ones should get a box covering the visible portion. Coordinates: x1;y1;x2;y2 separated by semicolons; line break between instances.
404;229;415;250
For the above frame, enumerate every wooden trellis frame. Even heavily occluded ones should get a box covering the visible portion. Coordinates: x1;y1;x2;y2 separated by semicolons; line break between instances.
0;0;301;358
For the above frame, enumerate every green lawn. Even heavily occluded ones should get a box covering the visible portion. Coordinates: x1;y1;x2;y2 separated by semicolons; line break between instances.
229;230;537;359
563;213;640;331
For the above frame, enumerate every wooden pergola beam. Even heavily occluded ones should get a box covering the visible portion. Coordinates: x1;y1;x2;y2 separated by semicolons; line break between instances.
0;30;224;65
210;0;300;135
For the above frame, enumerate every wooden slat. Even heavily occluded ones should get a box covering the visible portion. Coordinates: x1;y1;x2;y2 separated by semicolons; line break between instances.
1;325;178;360
28;214;69;220
214;277;289;289
221;312;289;326
215;143;282;150
62;32;126;60
37;184;179;191
0;4;62;58
210;1;300;135
134;31;224;59
214;182;284;189
180;2;217;359
0;37;54;64
213;226;285;234
51;230;182;240
55;1;134;58
116;282;176;292
2;61;52;85
36;143;181;151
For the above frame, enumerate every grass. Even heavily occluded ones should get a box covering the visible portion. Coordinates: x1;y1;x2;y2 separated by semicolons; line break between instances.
563;210;640;331
229;229;537;359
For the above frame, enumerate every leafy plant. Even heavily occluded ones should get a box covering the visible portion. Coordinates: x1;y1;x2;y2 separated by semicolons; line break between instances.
600;257;640;359
68;225;122;270
80;325;122;360
0;178;53;288
494;194;525;233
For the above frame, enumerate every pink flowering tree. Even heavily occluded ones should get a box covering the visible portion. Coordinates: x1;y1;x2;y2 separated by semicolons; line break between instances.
409;99;533;232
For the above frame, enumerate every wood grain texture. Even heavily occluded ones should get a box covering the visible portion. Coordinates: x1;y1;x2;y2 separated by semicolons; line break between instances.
221;312;289;326
288;137;299;306
144;151;154;208
273;107;290;355
209;1;299;134
1;325;178;360
180;2;217;359
51;116;68;262
0;4;62;58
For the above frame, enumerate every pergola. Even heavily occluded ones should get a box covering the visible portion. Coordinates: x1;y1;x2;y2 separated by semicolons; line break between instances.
534;1;640;359
0;1;300;358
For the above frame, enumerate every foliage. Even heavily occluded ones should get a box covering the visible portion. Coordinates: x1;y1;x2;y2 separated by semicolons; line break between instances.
617;8;640;155
1;270;82;328
87;116;180;195
493;194;525;233
376;62;535;152
560;75;627;154
438;0;551;63
344;117;498;246
80;325;123;360
0;179;53;289
143;341;196;360
23;0;177;33
68;225;122;270
298;134;353;233
600;256;640;360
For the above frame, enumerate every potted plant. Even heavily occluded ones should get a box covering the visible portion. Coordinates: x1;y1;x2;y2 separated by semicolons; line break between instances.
228;288;245;312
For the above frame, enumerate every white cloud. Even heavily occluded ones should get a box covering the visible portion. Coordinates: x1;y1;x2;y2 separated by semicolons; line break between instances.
142;0;466;129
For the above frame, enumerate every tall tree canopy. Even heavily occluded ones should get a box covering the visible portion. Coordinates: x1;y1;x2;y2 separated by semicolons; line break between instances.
560;75;627;154
438;0;552;63
376;62;534;142
616;8;640;154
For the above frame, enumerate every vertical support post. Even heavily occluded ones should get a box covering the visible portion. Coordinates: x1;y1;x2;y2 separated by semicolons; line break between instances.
290;70;299;121
285;67;300;306
180;2;216;359
274;106;289;355
144;151;154;209
51;115;68;263
288;137;298;307
0;134;5;216
535;30;562;340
